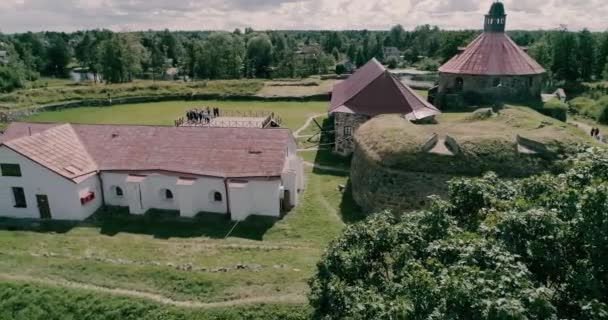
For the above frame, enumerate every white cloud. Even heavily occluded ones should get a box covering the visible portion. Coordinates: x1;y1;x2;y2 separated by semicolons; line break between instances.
0;0;606;33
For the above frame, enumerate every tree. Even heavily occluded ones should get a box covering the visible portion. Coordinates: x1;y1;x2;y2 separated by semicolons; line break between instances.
310;148;608;319
99;33;147;83
245;34;273;78
529;35;553;71
552;28;579;81
46;35;71;77
598;34;608;80
578;29;595;80
388;25;406;48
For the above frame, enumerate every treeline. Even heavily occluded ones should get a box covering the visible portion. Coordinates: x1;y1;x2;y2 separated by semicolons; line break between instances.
0;25;607;93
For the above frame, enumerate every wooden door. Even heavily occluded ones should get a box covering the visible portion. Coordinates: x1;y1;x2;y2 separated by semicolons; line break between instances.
36;194;52;219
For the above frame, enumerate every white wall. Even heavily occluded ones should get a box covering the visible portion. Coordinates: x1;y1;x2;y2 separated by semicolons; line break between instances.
228;179;281;221
101;172;228;218
0;146;102;220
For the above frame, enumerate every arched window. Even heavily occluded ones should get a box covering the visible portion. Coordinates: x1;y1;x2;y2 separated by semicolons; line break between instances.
115;186;124;197
161;189;174;200
455;77;464;91
213;192;222;202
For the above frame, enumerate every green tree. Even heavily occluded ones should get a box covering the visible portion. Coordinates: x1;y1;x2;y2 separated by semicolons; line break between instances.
596;34;608;79
245;34;273;78
311;148;608;319
388;25;406;48
552;28;579;81
577;29;595;80
46;35;71;77
99;33;147;83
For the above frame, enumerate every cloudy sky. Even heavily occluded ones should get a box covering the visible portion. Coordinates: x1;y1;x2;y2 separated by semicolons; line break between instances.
0;0;606;33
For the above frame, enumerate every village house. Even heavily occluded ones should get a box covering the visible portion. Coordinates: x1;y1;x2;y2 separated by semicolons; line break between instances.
431;2;546;107
0;123;304;221
382;47;401;61
329;58;440;156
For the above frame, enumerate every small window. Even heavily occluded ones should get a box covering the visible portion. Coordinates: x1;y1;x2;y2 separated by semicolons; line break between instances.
12;187;26;208
115;187;124;197
1;164;22;177
455;77;464;91
493;78;501;87
163;189;174;200
214;192;223;202
528;77;534;87
344;126;353;136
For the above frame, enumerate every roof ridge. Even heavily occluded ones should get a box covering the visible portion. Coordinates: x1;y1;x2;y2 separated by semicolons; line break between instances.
64;124;99;171
329;59;387;112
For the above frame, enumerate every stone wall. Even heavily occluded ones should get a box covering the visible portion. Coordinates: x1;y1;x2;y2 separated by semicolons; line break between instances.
333;112;370;156
350;143;453;213
436;73;543;108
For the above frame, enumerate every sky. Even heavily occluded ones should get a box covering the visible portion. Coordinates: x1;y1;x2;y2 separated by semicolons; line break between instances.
0;0;606;34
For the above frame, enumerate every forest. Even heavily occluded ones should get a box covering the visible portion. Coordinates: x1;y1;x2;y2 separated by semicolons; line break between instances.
0;25;607;93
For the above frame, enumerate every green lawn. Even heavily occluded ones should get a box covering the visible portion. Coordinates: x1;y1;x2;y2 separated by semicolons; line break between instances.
25;100;328;131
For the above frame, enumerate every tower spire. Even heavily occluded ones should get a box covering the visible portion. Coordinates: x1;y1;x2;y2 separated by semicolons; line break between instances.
484;1;506;32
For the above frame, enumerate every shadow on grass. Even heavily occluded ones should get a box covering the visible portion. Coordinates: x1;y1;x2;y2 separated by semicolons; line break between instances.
0;207;278;241
339;181;366;224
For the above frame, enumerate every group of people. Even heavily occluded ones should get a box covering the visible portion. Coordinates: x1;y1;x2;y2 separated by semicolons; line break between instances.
591;127;603;142
185;107;221;124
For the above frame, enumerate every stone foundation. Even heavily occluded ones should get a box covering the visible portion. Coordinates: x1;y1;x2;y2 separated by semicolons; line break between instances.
333;112;370;156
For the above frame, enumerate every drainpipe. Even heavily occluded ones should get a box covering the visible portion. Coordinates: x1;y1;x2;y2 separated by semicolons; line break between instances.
223;178;231;220
97;171;107;211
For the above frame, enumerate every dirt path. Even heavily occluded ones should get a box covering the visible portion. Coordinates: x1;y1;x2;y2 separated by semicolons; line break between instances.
569;120;605;143
0;273;306;308
294;113;325;138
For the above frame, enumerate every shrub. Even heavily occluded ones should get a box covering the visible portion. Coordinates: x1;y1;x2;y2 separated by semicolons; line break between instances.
541;99;568;122
569;97;599;118
414;57;440;72
334;64;346;75
385;56;400;69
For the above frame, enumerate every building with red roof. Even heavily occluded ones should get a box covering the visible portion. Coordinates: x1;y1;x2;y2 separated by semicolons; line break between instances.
329;58;440;155
432;2;546;108
0;123;303;221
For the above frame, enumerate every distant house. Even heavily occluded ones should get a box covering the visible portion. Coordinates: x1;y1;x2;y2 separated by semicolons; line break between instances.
296;44;322;60
329;58;441;156
383;47;401;60
164;67;179;81
0;50;8;65
0;123;304;221
434;2;545;108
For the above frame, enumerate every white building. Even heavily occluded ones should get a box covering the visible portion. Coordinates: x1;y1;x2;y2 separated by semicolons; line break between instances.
0;123;304;221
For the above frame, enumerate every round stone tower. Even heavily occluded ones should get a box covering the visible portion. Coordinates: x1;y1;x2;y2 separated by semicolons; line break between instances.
432;2;546;108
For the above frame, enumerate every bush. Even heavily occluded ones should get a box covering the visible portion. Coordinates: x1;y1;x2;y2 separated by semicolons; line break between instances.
541;99;568;122
334;64;346;75
569;97;599;118
414;57;440;72
385;56;400;69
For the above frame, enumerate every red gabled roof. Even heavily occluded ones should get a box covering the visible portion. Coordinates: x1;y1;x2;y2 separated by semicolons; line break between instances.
329;58;440;120
439;32;545;76
1;123;294;182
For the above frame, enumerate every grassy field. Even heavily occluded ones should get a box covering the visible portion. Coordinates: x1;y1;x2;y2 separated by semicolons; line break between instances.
257;78;335;97
0;166;356;318
0;80;264;109
25;100;328;131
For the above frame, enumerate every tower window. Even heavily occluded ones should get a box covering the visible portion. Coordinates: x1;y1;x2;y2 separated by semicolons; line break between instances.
115;186;124;197
214;192;222;202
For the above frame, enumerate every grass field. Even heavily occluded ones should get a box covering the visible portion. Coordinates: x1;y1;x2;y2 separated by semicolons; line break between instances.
25;100;328;131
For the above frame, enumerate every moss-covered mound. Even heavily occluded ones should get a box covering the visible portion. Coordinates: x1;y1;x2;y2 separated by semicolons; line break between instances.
355;106;596;177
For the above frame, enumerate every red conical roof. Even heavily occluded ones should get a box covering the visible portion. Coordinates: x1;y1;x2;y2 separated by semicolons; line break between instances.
439;31;545;76
330;58;440;120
